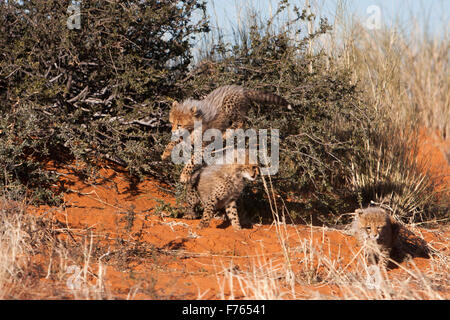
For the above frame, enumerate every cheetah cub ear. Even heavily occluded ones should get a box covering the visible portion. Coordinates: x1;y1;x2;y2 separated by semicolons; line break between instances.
190;106;203;118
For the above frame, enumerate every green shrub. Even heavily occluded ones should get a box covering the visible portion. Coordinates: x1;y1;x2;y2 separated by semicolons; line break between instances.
0;0;208;202
179;5;363;223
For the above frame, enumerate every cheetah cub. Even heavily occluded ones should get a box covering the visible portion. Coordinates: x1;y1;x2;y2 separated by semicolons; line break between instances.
351;207;400;268
162;85;290;183
186;155;259;230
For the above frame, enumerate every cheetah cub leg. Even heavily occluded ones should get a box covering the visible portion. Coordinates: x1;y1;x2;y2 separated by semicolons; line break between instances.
198;195;218;229
377;248;391;269
180;147;203;183
184;185;200;220
180;162;195;184
225;201;241;230
161;139;180;160
180;127;204;183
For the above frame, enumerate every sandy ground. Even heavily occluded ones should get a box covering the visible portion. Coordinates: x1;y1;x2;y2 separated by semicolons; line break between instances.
18;128;449;299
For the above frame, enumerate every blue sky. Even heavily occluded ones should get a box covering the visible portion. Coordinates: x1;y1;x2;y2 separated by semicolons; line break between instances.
205;0;449;37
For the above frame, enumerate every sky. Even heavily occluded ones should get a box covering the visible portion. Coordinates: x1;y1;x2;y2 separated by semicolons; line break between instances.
205;0;449;38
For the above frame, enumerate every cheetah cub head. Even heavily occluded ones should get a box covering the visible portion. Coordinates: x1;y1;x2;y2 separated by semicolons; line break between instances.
239;164;259;181
169;101;203;133
353;207;399;248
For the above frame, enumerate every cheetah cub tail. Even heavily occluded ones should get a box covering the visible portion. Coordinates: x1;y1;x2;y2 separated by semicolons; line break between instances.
244;89;292;110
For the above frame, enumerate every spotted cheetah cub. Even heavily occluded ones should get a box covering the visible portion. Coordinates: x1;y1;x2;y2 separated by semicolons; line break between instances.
161;85;290;183
186;154;259;230
351;207;400;268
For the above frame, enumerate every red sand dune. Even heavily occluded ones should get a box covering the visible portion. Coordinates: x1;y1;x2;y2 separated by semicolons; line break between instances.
23;128;448;299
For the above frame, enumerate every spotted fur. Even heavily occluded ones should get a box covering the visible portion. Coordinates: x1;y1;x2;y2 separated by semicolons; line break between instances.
352;207;400;268
185;157;259;230
161;85;289;183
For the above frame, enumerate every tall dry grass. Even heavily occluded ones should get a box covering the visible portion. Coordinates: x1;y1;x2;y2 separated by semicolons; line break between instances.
215;221;449;300
0;195;110;299
330;1;449;219
328;1;449;139
0;197;32;299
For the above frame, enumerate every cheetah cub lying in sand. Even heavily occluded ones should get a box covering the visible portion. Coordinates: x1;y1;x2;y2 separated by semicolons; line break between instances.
351;207;400;268
185;154;259;230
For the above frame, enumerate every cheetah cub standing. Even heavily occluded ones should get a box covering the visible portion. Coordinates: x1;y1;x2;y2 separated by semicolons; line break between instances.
186;153;259;230
351;207;400;268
